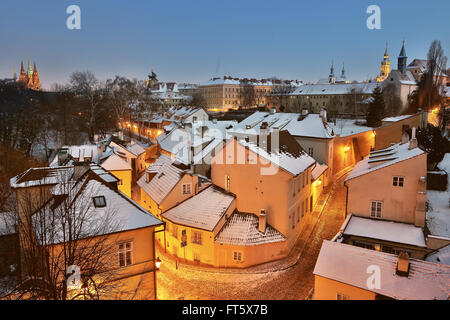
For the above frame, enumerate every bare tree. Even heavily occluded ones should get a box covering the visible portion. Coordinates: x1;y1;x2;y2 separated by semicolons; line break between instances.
69;71;108;142
239;80;256;108
4;169;131;300
410;40;447;114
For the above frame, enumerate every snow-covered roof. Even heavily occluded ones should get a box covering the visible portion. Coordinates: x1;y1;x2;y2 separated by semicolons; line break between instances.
162;185;235;231
382;115;414;123
34;176;163;245
215;212;286;246
166;106;204;120
137;154;185;205
342;215;426;247
291;82;379;96
100;153;132;171
65;145;99;162
345;142;425;182
426;245;450;266
126;142;146;156
228;111;334;139
311;163;328;181
157;120;235;166
88;164;120;184
314;240;450;300
236;130;316;176
328;119;373;137
10;166;74;189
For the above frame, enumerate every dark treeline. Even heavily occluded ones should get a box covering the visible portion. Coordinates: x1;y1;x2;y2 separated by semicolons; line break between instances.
0;71;158;210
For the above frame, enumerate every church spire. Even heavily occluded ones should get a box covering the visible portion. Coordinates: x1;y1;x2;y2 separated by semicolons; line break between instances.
384;41;389;59
398;40;407;74
328;60;336;83
341;62;346;79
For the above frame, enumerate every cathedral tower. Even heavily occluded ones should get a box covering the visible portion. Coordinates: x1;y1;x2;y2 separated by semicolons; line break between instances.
376;42;391;82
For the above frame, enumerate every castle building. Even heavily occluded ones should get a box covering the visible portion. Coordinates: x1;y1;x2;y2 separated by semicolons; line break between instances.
376;42;391;82
17;60;41;91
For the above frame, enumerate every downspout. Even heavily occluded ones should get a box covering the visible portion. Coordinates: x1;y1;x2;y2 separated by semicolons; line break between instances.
344;180;349;219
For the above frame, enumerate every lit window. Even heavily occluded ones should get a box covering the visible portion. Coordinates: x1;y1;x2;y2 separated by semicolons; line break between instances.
118;241;132;267
370;201;382;218
233;251;243;261
393;176;404;187
225;175;230;192
93;196;106;208
192;231;202;245
182;183;191;195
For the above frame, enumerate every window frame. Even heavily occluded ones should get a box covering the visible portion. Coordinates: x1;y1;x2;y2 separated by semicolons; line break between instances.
92;196;106;208
233;250;243;262
370;201;382;218
393;176;404;187
182;183;192;195
191;231;202;245
118;241;133;267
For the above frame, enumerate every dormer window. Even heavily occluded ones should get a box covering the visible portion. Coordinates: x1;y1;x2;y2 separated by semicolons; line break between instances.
182;183;191;195
93;196;106;208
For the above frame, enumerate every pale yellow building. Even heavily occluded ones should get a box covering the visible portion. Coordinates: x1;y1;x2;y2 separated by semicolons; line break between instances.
101;153;133;198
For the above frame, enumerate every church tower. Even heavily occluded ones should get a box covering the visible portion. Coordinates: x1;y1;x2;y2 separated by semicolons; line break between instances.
19;61;27;83
328;60;336;84
16;60;41;91
32;63;41;91
341;63;346;80
398;40;407;75
376;42;391;82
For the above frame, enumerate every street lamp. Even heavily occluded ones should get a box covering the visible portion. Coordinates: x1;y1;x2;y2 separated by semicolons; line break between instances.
155;257;161;270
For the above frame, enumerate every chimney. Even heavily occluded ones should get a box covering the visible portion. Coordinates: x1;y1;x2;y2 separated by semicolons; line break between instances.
212;118;218;124
409;127;418;150
320;108;327;121
302;108;309;116
73;162;90;180
270;108;276;114
146;171;156;183
401;131;409;144
258;209;267;233
396;252;410;277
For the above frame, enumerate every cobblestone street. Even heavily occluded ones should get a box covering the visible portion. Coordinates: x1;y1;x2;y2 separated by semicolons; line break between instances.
156;172;349;300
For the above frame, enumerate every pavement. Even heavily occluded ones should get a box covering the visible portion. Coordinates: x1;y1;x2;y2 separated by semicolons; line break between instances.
155;169;352;299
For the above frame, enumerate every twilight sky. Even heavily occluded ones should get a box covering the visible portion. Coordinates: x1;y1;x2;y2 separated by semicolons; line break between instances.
0;0;449;90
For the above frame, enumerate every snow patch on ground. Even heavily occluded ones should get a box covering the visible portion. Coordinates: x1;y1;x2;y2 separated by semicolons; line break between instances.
426;153;450;238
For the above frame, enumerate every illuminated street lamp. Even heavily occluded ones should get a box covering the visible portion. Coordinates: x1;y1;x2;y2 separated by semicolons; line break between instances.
155;257;161;269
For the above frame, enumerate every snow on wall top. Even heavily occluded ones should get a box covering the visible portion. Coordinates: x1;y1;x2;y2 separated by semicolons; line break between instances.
314;240;450;300
343;215;426;247
215;212;286;246
162;185;235;231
